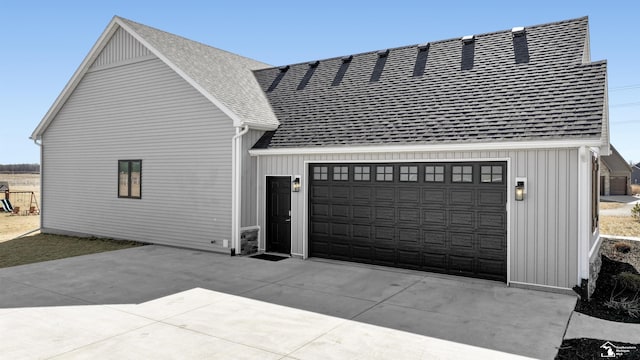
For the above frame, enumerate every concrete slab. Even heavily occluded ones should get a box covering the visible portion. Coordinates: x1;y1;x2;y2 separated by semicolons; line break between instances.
242;283;377;318
277;260;423;302
565;312;640;345
0;245;576;358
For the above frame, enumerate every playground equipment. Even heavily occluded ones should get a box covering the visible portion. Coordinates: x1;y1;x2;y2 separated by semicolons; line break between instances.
2;190;40;215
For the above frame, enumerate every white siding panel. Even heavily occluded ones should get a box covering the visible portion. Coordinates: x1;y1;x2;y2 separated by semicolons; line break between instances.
43;57;234;252
256;148;580;288
91;28;151;69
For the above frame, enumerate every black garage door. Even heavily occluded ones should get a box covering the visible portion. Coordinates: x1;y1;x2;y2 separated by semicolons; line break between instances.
309;162;507;281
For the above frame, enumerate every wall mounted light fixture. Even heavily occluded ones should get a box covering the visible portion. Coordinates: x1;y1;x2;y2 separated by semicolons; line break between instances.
515;177;526;201
292;176;301;192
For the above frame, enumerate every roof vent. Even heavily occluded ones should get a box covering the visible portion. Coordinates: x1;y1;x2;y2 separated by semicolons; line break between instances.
461;36;475;70
267;66;289;92
461;35;475;43
511;27;529;64
297;62;319;90
332;56;353;86
413;43;430;77
370;50;389;82
377;49;390;57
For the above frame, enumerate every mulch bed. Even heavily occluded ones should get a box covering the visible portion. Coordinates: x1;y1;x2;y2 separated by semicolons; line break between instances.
556;240;640;359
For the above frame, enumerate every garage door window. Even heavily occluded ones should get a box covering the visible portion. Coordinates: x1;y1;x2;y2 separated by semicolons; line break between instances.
425;165;445;182
313;166;328;180
400;166;418;182
354;166;370;181
376;166;393;181
481;166;503;183
452;165;473;183
333;166;349;181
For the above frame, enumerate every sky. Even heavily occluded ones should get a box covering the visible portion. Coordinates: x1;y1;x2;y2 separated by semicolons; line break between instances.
1;1;639;165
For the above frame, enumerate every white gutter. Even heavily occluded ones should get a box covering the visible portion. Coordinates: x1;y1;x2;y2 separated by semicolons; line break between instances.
249;138;604;156
231;125;249;255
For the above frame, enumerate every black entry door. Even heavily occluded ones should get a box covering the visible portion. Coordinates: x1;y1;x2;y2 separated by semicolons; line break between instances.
266;176;291;254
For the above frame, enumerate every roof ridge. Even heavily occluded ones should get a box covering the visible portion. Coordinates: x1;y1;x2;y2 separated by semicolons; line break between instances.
115;16;271;69
257;16;589;70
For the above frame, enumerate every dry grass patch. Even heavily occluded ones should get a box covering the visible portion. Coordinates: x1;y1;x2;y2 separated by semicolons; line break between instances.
600;202;627;210
600;216;640;238
0;234;143;269
0;214;40;242
632;184;640;195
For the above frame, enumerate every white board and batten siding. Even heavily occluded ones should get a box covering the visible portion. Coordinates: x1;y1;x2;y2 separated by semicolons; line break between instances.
256;149;582;289
42;29;235;252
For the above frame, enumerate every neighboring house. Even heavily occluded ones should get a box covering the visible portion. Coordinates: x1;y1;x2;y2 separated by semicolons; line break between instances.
599;145;632;195
632;162;640;185
31;16;609;294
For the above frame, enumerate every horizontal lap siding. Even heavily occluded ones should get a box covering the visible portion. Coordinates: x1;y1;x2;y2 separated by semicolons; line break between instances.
256;149;579;288
241;129;263;227
43;57;233;251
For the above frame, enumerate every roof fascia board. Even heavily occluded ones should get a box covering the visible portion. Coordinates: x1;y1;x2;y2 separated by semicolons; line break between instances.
115;19;246;127
249;138;603;156
31;17;121;139
243;122;279;131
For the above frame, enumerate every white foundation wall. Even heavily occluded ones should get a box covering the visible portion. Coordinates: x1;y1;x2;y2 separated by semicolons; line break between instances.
255;148;581;289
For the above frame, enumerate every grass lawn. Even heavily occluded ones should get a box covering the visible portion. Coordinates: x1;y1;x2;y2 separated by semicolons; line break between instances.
600;216;640;238
0;234;142;269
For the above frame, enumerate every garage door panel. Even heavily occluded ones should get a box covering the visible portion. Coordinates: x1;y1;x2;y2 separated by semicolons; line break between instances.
478;234;505;250
448;210;475;228
332;187;350;200
479;191;506;206
450;190;474;206
422;253;447;272
373;247;396;265
423;209;446;226
374;226;395;242
398;228;420;245
450;232;475;249
375;188;395;202
331;204;350;219
398;250;421;268
330;223;349;237
399;187;420;202
353;187;373;202
398;208;420;223
352;206;372;221
449;255;475;275
478;212;506;231
352;224;371;240
352;245;373;261
311;203;329;217
477;258;505;280
422;188;446;204
309;161;507;282
375;207;396;222
423;230;447;246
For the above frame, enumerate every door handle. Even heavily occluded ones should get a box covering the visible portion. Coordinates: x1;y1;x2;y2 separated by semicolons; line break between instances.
285;218;291;222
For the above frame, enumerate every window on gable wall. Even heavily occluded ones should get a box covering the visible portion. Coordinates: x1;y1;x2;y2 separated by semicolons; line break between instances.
119;160;142;199
592;154;599;232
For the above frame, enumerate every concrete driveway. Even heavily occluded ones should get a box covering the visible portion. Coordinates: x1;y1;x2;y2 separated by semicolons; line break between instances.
0;245;576;359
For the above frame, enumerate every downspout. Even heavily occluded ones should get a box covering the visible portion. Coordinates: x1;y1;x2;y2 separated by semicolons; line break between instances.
577;146;590;285
32;138;43;231
231;125;249;255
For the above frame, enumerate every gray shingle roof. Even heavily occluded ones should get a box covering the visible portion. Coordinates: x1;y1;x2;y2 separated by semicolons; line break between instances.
118;17;279;130
252;17;606;149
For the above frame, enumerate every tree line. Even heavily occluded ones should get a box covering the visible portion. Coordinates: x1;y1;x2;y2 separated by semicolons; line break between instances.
0;164;40;173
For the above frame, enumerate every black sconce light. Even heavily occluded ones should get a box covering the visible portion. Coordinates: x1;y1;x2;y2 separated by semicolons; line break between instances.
292;177;301;192
515;179;526;201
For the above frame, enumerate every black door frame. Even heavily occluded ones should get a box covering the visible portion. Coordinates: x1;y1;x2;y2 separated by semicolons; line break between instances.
265;176;292;254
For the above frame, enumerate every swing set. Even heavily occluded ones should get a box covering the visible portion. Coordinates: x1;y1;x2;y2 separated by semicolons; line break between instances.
2;190;40;216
